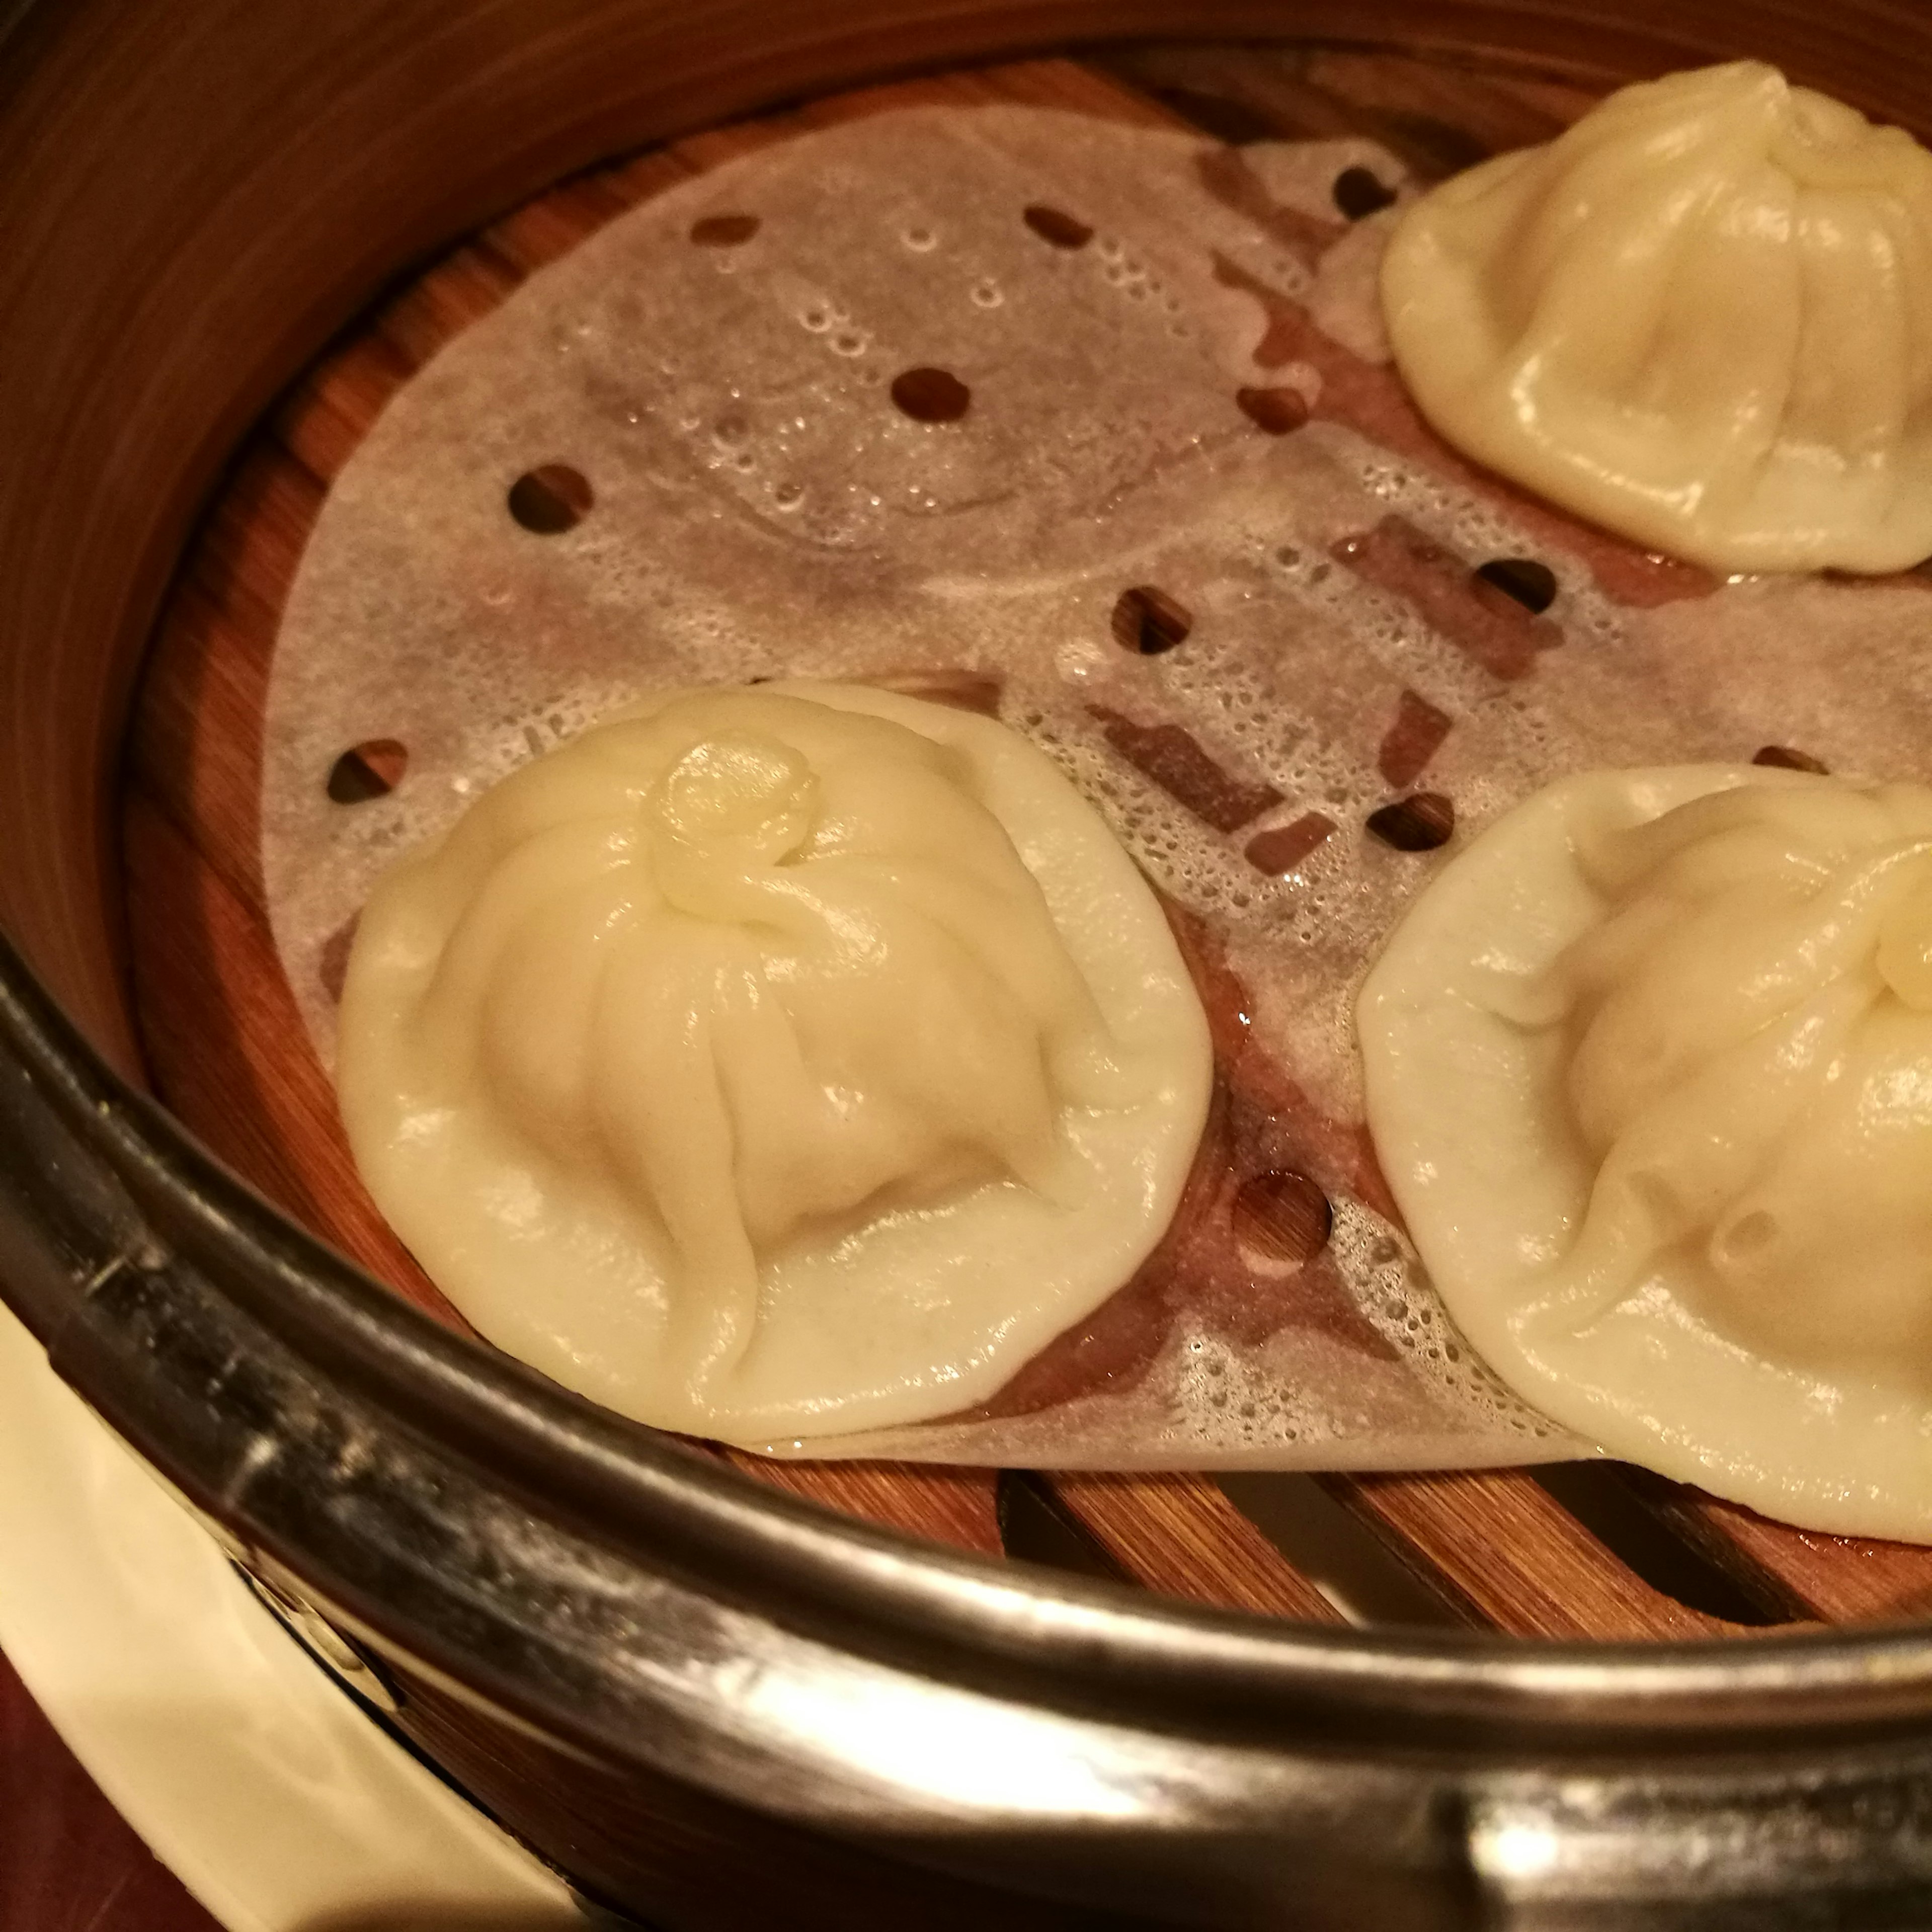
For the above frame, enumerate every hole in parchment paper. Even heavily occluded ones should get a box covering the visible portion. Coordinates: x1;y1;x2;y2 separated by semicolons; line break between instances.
1366;793;1455;852
890;367;972;422
1111;585;1193;655
1474;557;1558;614
327;739;408;804
508;464;594;533
1232;1170;1333;1277
1236;385;1311;435
1754;744;1830;774
1022;203;1094;249
1332;165;1398;219
689;213;761;246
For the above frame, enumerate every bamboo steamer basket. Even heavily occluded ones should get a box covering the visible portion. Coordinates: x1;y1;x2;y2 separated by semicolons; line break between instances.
9;3;1932;1925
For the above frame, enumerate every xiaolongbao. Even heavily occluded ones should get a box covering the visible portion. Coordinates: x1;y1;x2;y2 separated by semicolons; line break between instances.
336;681;1212;1444
1383;63;1932;574
1359;764;1932;1540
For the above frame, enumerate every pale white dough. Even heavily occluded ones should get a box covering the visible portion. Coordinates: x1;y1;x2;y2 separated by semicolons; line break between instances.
336;681;1212;1444
1360;763;1932;1540
1383;63;1932;574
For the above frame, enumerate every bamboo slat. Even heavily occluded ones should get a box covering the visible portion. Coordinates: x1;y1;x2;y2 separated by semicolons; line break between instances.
1322;1470;1740;1641
1051;1472;1343;1620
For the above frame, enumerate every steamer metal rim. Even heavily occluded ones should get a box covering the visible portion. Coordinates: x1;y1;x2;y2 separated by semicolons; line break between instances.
10;924;1932;1920
8;0;1932;1919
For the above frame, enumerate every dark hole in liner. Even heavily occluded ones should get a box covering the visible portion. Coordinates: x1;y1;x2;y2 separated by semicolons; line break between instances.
1367;793;1455;852
689;213;760;246
1530;1465;1785;1626
327;738;408;804
1022;203;1094;249
890;366;972;423
1332;165;1398;219
1236;385;1310;435
995;1471;1133;1583
1245;812;1336;876
1148;86;1280;146
1111;585;1193;655
1754;744;1830;774
1231;1170;1333;1275
508;464;594;534
1474;557;1559;615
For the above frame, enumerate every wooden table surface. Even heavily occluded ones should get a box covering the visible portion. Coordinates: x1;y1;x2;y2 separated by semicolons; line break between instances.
1;1645;218;1932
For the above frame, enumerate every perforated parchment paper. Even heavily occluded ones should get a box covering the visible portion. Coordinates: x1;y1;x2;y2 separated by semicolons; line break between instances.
262;103;1932;1468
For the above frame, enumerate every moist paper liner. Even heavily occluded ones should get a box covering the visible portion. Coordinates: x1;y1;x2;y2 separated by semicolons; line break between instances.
263;105;1932;1466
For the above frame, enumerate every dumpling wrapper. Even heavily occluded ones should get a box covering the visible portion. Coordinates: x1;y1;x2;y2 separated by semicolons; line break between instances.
336;680;1213;1445
1360;763;1932;1540
1383;62;1932;575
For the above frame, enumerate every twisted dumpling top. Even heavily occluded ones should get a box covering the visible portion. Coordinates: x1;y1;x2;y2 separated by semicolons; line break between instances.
1361;765;1932;1541
1383;63;1932;573
337;682;1211;1443
1528;779;1932;1375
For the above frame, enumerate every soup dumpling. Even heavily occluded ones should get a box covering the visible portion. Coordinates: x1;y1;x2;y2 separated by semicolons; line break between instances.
337;682;1212;1445
1359;764;1932;1539
1383;63;1932;574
